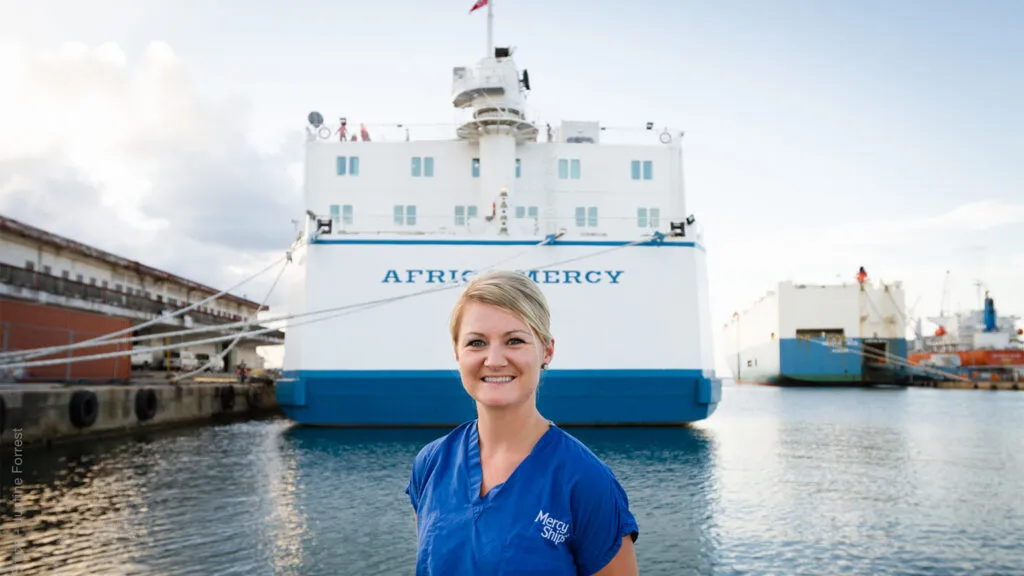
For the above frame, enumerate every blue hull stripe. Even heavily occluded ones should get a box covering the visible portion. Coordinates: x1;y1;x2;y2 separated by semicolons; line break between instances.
311;238;700;248
732;337;908;384
277;369;721;426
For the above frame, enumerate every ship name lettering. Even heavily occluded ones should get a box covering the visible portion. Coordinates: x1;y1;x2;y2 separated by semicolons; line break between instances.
381;269;624;285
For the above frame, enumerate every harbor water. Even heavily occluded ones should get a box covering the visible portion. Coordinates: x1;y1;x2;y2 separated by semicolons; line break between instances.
3;382;1023;575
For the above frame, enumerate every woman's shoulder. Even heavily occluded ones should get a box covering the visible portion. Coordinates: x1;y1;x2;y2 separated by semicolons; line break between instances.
412;420;476;471
547;426;624;485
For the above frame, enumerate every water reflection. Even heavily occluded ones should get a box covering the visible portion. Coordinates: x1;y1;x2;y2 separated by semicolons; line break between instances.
707;383;1024;575
567;427;720;575
275;425;720;575
2;386;1023;575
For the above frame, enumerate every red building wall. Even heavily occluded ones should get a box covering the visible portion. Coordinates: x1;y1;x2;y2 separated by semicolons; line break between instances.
0;298;133;381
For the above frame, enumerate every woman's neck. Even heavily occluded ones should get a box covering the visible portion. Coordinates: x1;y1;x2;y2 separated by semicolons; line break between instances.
476;402;549;455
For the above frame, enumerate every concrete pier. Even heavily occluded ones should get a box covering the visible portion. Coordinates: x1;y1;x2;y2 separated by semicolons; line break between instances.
0;378;280;446
907;380;1022;391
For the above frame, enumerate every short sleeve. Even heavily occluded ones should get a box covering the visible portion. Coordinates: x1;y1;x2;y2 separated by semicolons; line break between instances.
569;467;638;576
405;439;442;514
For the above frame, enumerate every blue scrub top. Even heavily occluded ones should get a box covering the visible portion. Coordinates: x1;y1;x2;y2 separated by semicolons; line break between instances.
406;420;639;575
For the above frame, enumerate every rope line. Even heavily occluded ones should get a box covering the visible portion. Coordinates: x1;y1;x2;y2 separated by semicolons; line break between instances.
0;234;656;372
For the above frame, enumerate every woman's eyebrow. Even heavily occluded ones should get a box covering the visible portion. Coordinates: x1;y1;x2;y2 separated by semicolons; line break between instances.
464;330;530;338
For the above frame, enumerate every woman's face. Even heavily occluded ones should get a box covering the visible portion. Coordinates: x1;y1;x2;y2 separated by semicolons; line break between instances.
454;301;554;410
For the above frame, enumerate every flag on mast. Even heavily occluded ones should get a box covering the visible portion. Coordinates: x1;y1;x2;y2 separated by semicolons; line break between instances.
469;0;487;13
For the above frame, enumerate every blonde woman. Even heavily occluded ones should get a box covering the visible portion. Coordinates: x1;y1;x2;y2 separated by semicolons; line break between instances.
406;270;639;575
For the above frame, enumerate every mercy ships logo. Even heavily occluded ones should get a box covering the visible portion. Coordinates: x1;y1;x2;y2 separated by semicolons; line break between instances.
534;509;571;545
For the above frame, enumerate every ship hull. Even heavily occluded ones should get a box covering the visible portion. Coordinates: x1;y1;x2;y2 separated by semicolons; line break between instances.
278;369;720;426
721;280;910;387
726;337;908;386
278;238;721;426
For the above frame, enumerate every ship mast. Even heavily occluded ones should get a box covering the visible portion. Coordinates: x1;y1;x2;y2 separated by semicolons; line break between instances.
487;0;494;58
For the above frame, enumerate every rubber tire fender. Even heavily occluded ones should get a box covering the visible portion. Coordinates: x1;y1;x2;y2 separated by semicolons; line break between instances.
219;385;236;412
135;388;159;421
69;390;99;428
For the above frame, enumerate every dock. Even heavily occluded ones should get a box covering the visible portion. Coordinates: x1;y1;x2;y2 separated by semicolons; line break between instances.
0;375;280;447
908;379;1022;391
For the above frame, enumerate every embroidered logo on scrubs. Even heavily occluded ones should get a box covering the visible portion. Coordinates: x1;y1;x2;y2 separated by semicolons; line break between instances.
534;509;570;545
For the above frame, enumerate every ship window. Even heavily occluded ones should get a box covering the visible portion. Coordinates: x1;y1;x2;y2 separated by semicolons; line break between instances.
528;206;538;219
638;207;660;227
115;283;122;292
343;204;353;225
515;158;521;178
102;280;108;288
395;205;417;225
472;158;480;178
412;157;435;177
632;160;653;180
43;265;52;275
330;204;341;228
567;206;601;226
62;270;70;279
454;205;478;226
76;273;83;282
560;159;580;179
515;206;525;218
349;156;359;175
336;156;347;176
25;261;34;271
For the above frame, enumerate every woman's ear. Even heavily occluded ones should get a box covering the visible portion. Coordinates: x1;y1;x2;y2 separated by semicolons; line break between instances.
543;338;555;367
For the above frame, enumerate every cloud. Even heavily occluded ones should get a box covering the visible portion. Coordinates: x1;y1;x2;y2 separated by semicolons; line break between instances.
0;41;302;307
818;199;1024;248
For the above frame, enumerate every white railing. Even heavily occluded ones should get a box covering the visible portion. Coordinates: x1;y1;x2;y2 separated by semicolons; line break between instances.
309;212;700;242
304;113;686;147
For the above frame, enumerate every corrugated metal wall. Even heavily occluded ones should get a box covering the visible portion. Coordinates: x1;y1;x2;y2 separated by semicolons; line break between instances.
0;298;132;381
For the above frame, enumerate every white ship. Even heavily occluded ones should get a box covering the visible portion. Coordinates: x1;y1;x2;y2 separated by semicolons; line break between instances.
721;269;909;385
276;6;721;425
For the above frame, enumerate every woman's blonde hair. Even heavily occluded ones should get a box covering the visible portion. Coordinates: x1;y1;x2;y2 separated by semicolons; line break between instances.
450;270;553;346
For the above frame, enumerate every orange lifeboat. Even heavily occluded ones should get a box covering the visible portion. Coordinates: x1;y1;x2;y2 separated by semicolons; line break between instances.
935;326;947;337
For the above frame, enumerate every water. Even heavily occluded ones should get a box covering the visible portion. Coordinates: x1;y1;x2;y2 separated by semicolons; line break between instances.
3;383;1024;575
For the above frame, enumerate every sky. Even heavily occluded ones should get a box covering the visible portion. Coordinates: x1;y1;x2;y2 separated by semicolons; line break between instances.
0;0;1022;373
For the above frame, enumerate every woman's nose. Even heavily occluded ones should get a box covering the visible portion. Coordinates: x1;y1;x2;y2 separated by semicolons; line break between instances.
484;345;508;367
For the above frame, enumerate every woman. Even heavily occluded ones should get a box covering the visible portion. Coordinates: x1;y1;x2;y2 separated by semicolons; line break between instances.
406;270;639;575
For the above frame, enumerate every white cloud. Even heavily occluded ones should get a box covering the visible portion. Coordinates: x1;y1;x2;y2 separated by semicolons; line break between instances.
0;41;303;309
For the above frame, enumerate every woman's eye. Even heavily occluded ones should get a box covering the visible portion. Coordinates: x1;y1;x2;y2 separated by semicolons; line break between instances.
467;339;486;348
507;337;525;345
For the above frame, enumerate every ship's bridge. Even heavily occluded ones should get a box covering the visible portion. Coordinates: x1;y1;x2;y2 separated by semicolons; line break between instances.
453;47;537;143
